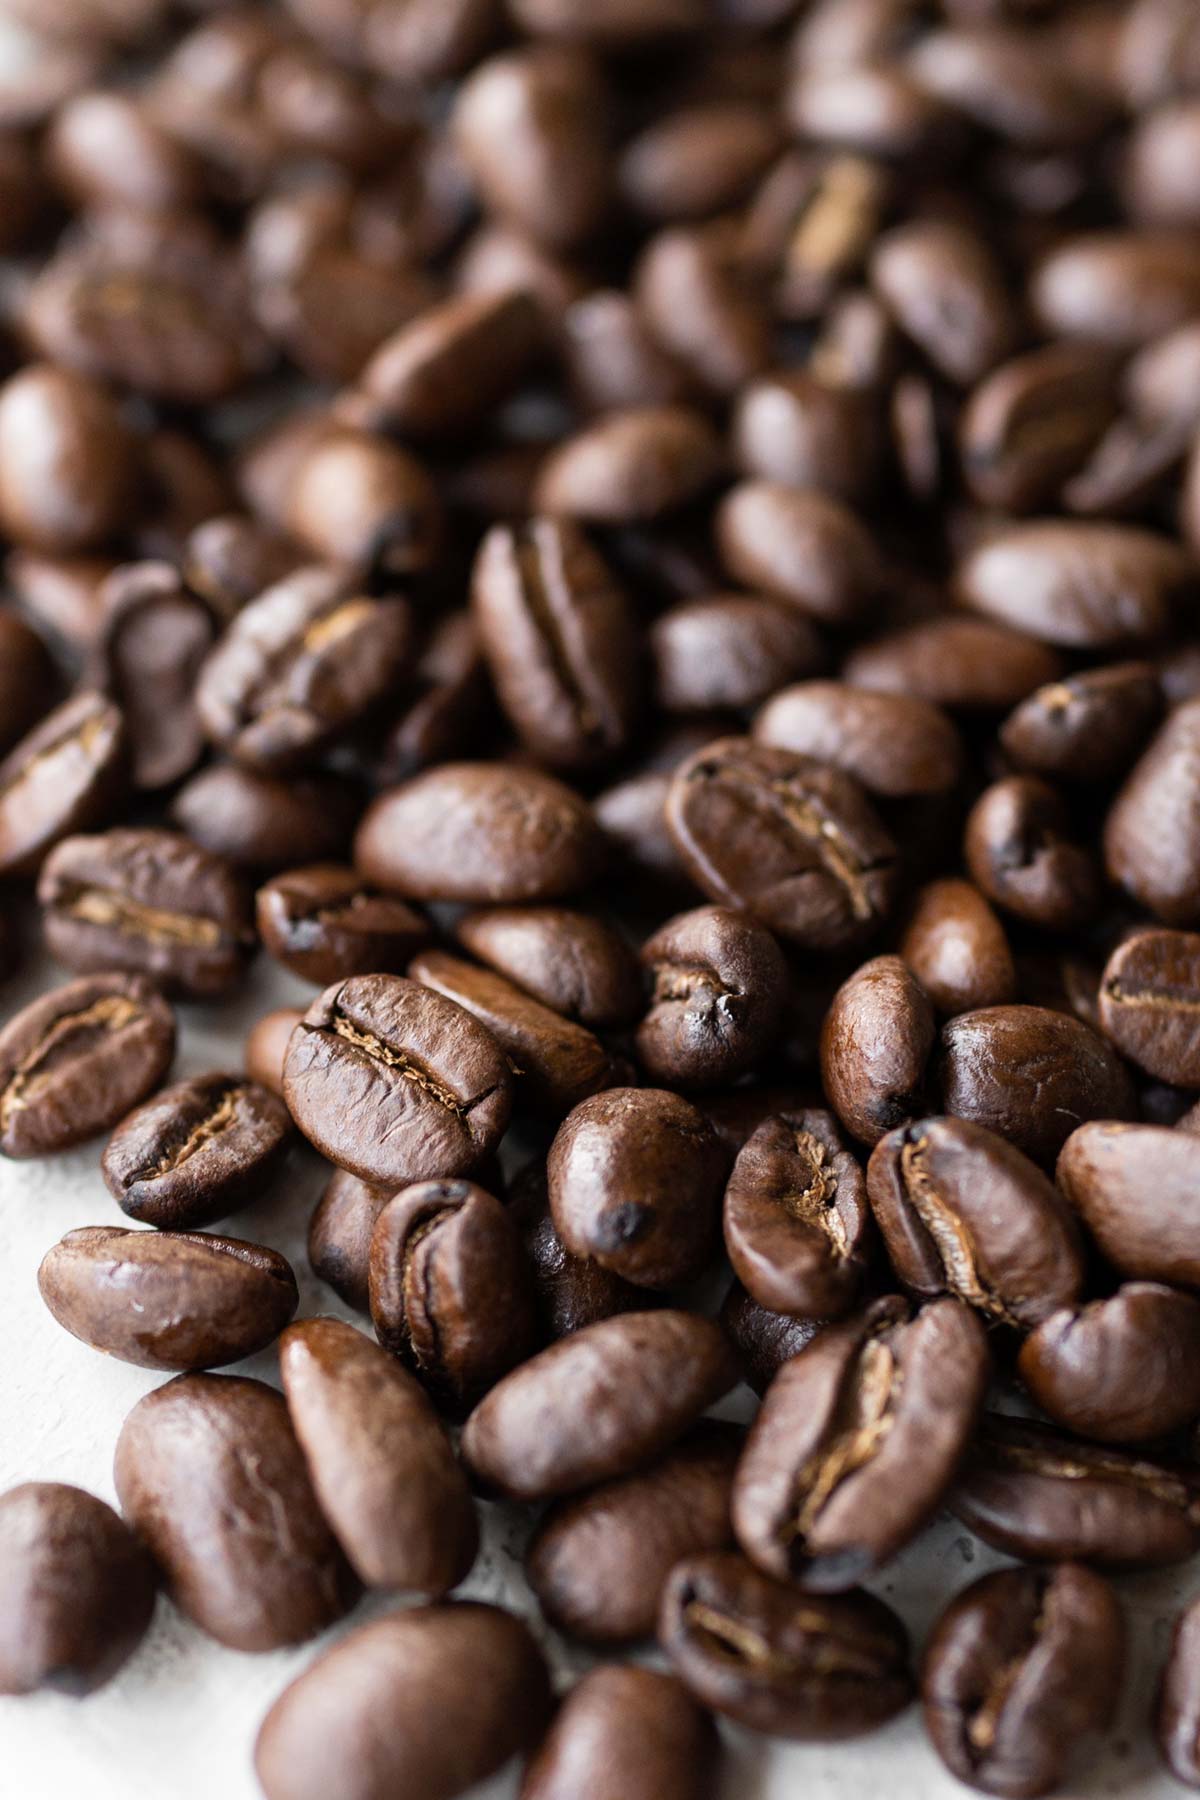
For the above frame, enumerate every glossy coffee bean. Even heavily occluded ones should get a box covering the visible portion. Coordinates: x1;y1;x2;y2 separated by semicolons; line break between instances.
39;828;254;998
114;1373;357;1651
0;972;174;1158
965;777;1101;932
659;1551;913;1739
89;561;218;790
0;1482;156;1696
509;1158;648;1342
842;617;1062;712
820;956;935;1147
922;1563;1124;1800
636;905;786;1089
732;368;878;502
958;343;1118;513
182;515;305;621
1099;927;1200;1085
716;482;881;626
1057;1121;1200;1287
357;290;543;439
308;1168;392;1313
754;681;964;800
520;1665;720;1800
871;219;1016;386
38;1224;297;1370
279;1318;478;1594
526;1421;740;1646
534;405;724;523
998;661;1163;785
0;362;141;553
1032;230;1200;349
245;1006;302;1100
634;227;771;398
461;1310;738;1501
0;689;127;879
1018;1282;1200;1444
281;428;441;580
256;864;429;986
733;1295;989;1590
1157;1596;1200;1789
650;592;823;717
369;1179;537;1414
900;880;1016;1015
101;1072;292;1230
255;1603;551;1800
1106;699;1200;924
284;974;512;1189
454;906;641;1029
719;1281;830;1396
171;764;361;874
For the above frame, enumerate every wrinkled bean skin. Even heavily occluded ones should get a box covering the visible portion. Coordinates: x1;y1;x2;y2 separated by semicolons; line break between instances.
1099;927;1200;1084
254;1603;552;1800
38;1225;297;1370
999;662;1163;785
454;906;641;1029
1157;1597;1200;1789
308;1168;393;1313
0;1482;157;1697
732;1296;989;1590
0;689;128;879
526;1422;740;1645
257;865;430;986
900;880;1016;1016
460;1310;738;1501
113;1373;358;1651
922;1563;1125;1800
520;1666;720;1800
1018;1283;1200;1444
1105;699;1200;925
1057;1121;1200;1287
659;1551;913;1740
820;956;935;1148
637;905;786;1089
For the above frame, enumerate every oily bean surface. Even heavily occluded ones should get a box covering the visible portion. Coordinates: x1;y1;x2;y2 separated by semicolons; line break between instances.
520;1665;720;1800
256;864;430;986
1018;1283;1200;1444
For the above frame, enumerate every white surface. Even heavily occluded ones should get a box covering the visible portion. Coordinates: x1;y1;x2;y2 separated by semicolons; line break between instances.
0;941;1191;1800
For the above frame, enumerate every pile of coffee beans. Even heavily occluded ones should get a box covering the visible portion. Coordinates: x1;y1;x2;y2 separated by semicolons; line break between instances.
5;0;1200;1794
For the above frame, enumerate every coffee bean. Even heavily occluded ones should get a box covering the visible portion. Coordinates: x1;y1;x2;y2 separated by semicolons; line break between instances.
922;1563;1124;1800
255;1603;551;1800
89;561;218;790
0;1482;156;1696
39;828;254;997
279;1317;478;1593
245;1006;302;1100
114;1372;357;1650
284;973;512;1189
621;100;780;223
461;1310;738;1501
372;610;496;783
38;1224;297;1369
843;617;1063;711
256;864;429;986
732;1295;988;1589
0;362;142;553
732;369;878;502
520;1665;720;1800
508;1157;648;1341
1019;1282;1200;1443
754;681;964;799
101;1071;292;1229
0;972;174;1158
1098;927;1200;1084
1106;698;1200;924
949;1413;1200;1569
171;764;362;874
964;776;1102;932
0;689;127;879
958;343;1118;512
900;879;1016;1015
820;956;935;1148
182;515;304;621
547;1088;727;1288
0;608;57;757
634;227;772;397
636;905;785;1089
526;1421;740;1645
534;405;724;523
357;289;543;438
308;1168;391;1313
1057;1120;1200;1287
659;1550;913;1738
1157;1596;1200;1788
282;427;441;580
651;593;824;717
355;762;605;904
1032;230;1200;348
716;482;881;627
871;219;1016;386
999;661;1163;784
454;905;642;1029
369;1178;537;1413
908;22;1106;148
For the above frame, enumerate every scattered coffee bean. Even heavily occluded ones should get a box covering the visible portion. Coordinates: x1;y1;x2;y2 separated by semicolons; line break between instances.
716;481;881;625
454;906;641;1029
1099;926;1200;1084
1157;1596;1200;1789
257;864;429;986
1105;697;1200;924
719;1282;830;1395
170;763;362;873
754;681;964;800
0;362;142;554
245;1006;302;1099
900;879;1016;1015
964;776;1101;932
820;955;935;1147
1018;1282;1200;1443
89;562;218;790
637;905;786;1089
509;1158;648;1342
307;1167;392;1313
0;689;127;879
520;1665;720;1800
999;661;1163;784
1057;1120;1200;1287
534;405;724;523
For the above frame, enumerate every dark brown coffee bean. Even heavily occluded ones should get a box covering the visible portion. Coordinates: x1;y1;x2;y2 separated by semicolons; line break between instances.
964;776;1102;932
308;1168;391;1314
39;828;254;998
660;1550;913;1738
255;1602;551;1800
786;58;952;159
535;406;723;523
719;1281;829;1395
755;681;963;799
1105;698;1200;924
0;1482;156;1696
0;362;142;553
38;1224;297;1370
900;879;1016;1016
636;905;785;1089
0;689;127;879
733;1295;989;1589
282;427;441;580
843;617;1063;711
867;1117;1085;1328
170;764;362;874
1019;1282;1200;1443
369;1178;537;1414
182;515;304;622
1032;230;1200;348
254;246;437;388
284;974;512;1189
547;1088;727;1288
454;906;641;1029
244;1007;302;1101
716;482;880;627
0;972;174;1158
521;1665;718;1800
666;737;899;950
280;1317;477;1594
257;865;429;987
355;762;605;904
357;289;543;438
922;1563;1124;1800
47;88;199;212
509;1157;648;1341
1099;928;1200;1085
958;343;1118;512
651;593;823;717
100;1071;292;1230
371;610;495;783
723;1108;870;1320
732;369;878;503
562;289;691;415
621;100;779;222
114;1372;357;1651
526;1422;740;1646
1157;1596;1200;1789
461;1310;738;1500
939;1005;1136;1166
1058;1120;1200;1287
999;661;1163;785
634;226;772;398
820;956;935;1149
471;517;641;769
949;1413;1200;1569
870;220;1017;386
0;609;57;757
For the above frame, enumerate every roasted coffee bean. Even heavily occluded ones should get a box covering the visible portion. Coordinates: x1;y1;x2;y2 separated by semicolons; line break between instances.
182;515;304;621
0;1482;156;1697
114;1372;357;1651
731;369;878;503
282;427;441;579
999;661;1163;785
1057;1120;1200;1287
1032;231;1200;349
900;879;1016;1015
636;905;786;1089
754;681;963;800
255;1602;551;1800
257;865;429;986
372;610;495;782
939;1005;1136;1167
634;226;772;398
254;238;437;386
958;343;1118;513
1106;699;1200;924
922;1563;1124;1800
520;1665;720;1800
0;609;57;757
171;764;361;874
357;289;543;438
870;220;1016;387
369;1178;537;1414
843;617;1062;712
245;1006;302;1100
621;101;779;222
950;1413;1200;1569
547;1088;727;1288
964;776;1101;932
38;1224;297;1370
454;906;641;1029
308;1168;392;1314
660;1550;913;1739
0;689;127;879
0;972;174;1158
39;828;254;998
509;1158;647;1341
89;561;217;790
534;406;724;523
355;762;605;904
471;517;641;770
101;1071;292;1230
279;1317;477;1594
1099;928;1200;1084
716;482;880;627
651;593;823;717
733;1295;989;1589
526;1422;740;1646
1157;1596;1200;1789
724;1109;871;1320
867;1117;1085;1329
1018;1282;1200;1444
461;1310;738;1501
284;974;512;1189
0;362;141;553
666;737;899;951
820;956;935;1148
719;1282;829;1395
562;288;691;415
